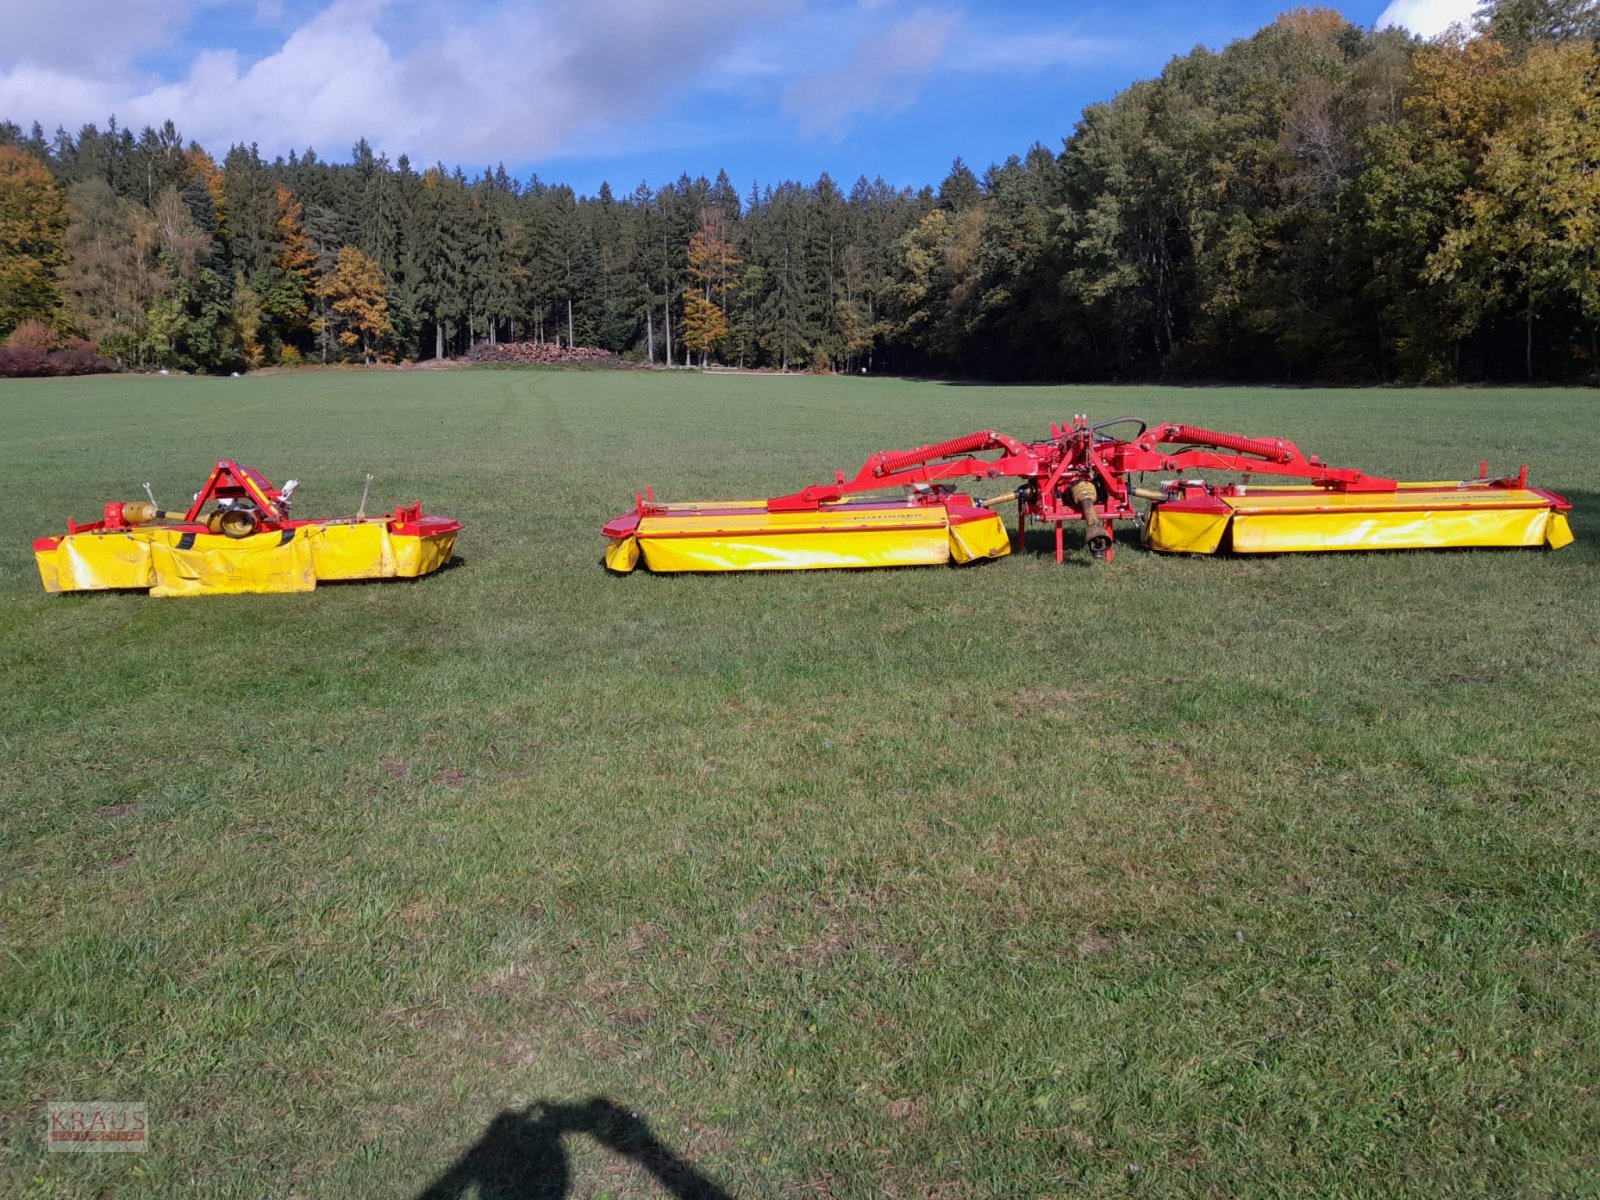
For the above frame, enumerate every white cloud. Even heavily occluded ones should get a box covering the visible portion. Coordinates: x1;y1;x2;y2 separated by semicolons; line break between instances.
0;0;1128;161
135;1;413;154
0;0;793;163
785;7;957;139
949;30;1123;71
0;0;199;71
1375;0;1480;38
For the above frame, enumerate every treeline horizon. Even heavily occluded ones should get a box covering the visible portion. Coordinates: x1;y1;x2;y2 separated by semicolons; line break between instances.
1;0;1597;383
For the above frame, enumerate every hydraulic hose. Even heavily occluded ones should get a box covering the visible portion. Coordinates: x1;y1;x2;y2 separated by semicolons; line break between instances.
1089;416;1148;441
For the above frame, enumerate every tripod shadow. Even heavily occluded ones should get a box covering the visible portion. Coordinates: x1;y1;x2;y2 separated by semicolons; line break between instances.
413;1097;736;1200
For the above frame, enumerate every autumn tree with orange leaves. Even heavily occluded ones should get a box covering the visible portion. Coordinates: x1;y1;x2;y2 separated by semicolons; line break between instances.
320;246;393;364
0;146;66;335
681;209;740;366
262;185;318;349
4;0;1599;380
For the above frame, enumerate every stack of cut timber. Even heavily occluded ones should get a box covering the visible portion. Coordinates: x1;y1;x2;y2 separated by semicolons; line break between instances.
467;341;624;366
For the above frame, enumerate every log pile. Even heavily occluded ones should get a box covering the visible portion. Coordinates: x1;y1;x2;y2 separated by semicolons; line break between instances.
467;341;626;366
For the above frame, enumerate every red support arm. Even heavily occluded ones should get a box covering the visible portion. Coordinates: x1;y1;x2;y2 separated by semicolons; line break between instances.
1122;424;1395;491
184;460;287;521
767;431;1039;510
763;418;1399;516
877;430;1013;473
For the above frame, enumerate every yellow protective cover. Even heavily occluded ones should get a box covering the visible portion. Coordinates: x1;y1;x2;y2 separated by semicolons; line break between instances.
147;527;317;596
309;522;398;580
395;529;457;577
36;522;459;595
1144;509;1231;555
309;522;459;580
36;533;156;593
948;513;1013;563
1146;485;1572;554
614;499;1010;572
604;536;641;573
640;525;953;571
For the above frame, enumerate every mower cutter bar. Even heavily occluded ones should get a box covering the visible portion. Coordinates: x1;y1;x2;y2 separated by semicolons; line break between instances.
602;415;1572;572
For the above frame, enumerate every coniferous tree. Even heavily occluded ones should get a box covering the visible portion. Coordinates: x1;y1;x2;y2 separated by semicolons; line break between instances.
7;2;1597;379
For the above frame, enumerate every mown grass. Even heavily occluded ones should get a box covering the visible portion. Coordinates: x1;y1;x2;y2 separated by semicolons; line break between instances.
1;369;1596;1198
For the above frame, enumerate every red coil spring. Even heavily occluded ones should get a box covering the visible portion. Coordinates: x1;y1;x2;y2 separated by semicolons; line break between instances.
877;431;998;474
1168;425;1293;464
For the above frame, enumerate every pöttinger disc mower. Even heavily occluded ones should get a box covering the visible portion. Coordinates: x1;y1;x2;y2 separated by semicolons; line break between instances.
602;415;1572;571
34;460;461;596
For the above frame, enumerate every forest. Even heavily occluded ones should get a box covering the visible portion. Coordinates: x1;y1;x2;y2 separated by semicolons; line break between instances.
1;0;1596;383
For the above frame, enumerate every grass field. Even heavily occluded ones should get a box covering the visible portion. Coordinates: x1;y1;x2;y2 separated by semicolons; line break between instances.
1;369;1596;1198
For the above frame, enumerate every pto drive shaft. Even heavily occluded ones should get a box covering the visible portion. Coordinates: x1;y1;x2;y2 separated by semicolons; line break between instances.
1069;481;1111;557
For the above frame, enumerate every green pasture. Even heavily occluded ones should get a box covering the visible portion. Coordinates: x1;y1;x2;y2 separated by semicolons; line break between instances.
1;369;1596;1198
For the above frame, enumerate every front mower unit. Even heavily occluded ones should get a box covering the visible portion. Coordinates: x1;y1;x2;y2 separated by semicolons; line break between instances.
35;460;462;597
603;416;1571;571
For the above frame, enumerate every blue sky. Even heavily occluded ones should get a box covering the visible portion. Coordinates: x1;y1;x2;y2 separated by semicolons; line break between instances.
0;0;1479;196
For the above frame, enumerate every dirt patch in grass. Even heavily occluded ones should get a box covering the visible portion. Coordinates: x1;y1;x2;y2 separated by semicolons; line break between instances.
95;802;143;818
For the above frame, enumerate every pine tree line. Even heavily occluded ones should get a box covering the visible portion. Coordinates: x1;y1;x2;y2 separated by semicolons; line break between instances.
1;1;1596;382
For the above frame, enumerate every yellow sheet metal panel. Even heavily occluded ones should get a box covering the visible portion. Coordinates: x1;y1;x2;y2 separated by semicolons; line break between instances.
147;528;317;596
947;513;1011;563
1229;506;1555;553
639;527;953;571
36;534;157;592
1546;512;1574;550
1145;509;1230;554
604;536;640;573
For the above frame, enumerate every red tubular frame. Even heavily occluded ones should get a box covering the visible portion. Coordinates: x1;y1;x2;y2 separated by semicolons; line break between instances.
184;460;288;522
766;430;1038;511
756;416;1553;562
44;460;458;545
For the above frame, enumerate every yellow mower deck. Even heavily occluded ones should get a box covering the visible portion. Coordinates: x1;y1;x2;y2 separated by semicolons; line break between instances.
1145;482;1574;554
35;519;460;597
603;496;1011;573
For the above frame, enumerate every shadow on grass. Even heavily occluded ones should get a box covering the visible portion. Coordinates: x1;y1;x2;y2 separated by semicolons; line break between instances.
413;1097;735;1200
305;554;470;588
1013;523;1117;564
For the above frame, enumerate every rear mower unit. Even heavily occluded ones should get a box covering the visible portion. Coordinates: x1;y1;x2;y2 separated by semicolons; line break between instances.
603;416;1571;572
34;460;461;597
